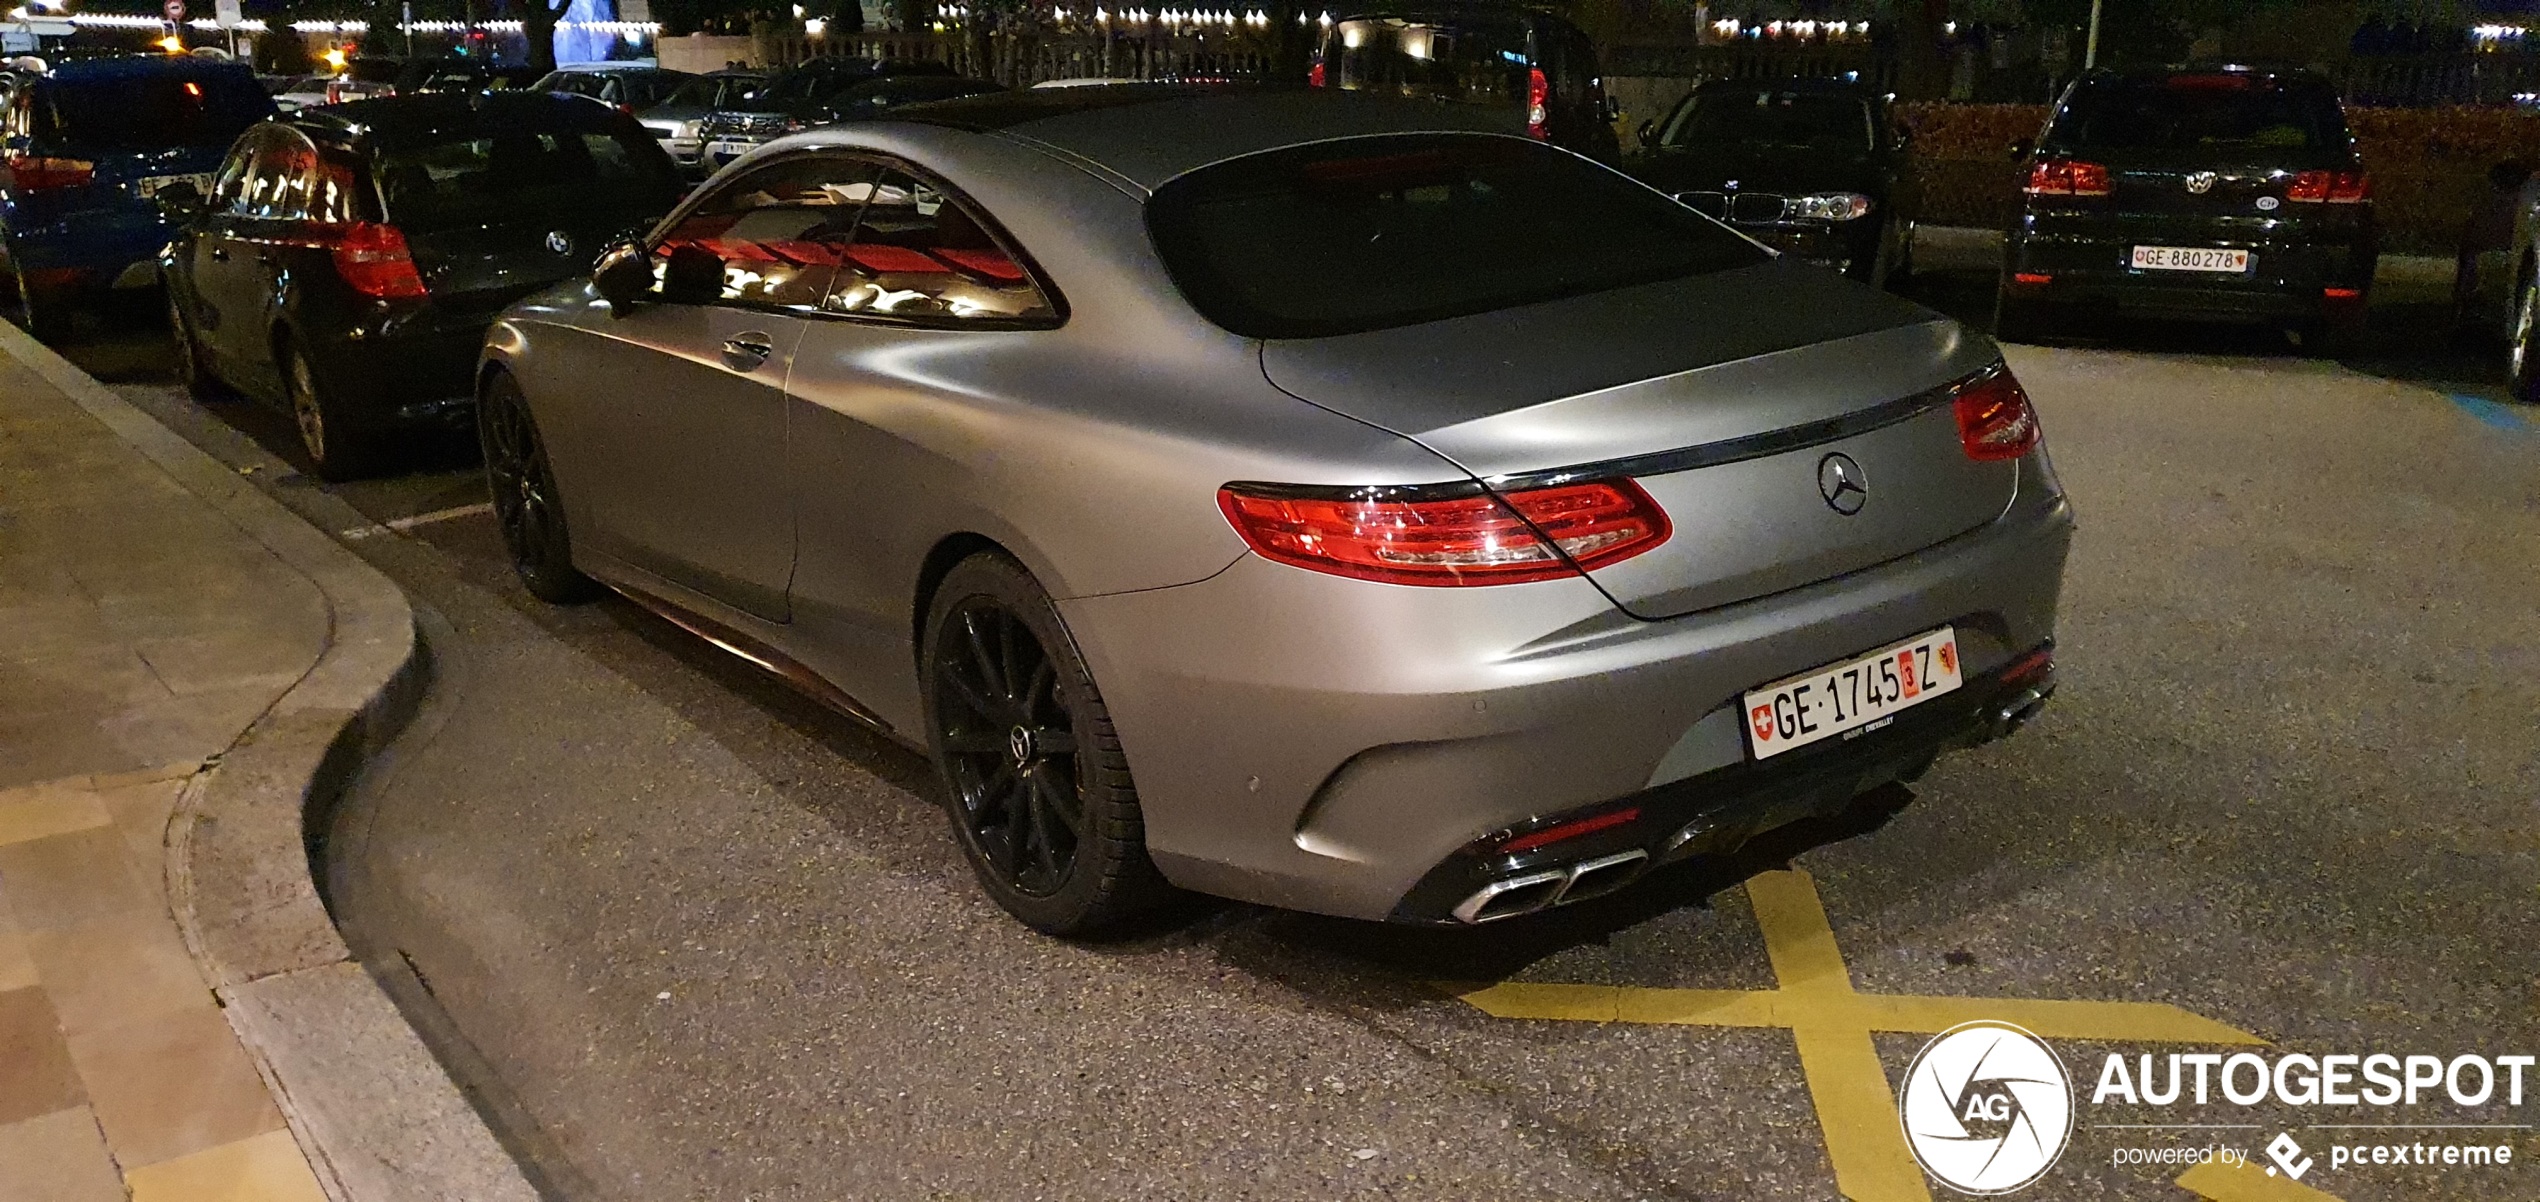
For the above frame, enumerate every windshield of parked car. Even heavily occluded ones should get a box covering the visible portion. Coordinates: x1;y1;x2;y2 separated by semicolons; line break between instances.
1661;89;1872;152
1148;133;1766;339
39;71;272;150
1320;17;1530;106
666;74;760;109
763;64;869;106
2044;75;2347;153
375;124;679;230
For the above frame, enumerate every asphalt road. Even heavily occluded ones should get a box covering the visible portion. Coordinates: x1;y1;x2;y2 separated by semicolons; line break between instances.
49;252;2540;1202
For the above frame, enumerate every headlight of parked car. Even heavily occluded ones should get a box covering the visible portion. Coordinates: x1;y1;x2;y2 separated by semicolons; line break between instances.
1786;192;1875;222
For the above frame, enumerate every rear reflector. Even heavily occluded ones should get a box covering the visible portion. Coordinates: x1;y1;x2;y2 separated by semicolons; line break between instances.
330;221;428;299
2011;271;2053;286
1218;477;1670;587
1952;368;2041;462
1499;807;1642;855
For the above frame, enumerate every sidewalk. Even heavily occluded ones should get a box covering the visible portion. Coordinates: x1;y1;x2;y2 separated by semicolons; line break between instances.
0;321;538;1202
0;339;335;1195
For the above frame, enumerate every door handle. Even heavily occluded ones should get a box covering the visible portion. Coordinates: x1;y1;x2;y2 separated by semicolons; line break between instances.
720;332;775;372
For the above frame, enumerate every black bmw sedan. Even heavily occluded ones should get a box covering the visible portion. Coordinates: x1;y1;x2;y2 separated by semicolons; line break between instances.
1997;66;2377;348
1627;78;1916;288
160;92;685;479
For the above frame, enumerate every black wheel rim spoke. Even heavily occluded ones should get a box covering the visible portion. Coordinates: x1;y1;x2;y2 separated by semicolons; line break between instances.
935;600;1084;899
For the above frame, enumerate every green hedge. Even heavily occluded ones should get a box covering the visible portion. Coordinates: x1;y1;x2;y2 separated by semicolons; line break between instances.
1896;102;2540;255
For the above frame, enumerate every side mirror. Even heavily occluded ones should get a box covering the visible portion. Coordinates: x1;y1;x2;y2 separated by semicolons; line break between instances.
1601;95;1622;122
153;180;207;222
591;239;654;313
660;243;724;306
2007;137;2034;162
1637;119;1656;149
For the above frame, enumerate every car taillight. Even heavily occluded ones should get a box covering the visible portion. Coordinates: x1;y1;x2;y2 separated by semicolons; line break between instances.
2022;158;2110;197
330;221;427;299
1952;368;2040;462
1308;61;1325;87
1525;67;1548;140
2286;169;2369;204
1216;478;1670;587
7;154;94;191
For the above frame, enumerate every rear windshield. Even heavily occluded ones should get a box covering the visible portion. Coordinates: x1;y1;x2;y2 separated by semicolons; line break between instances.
2045;75;2348;153
376;126;679;229
1321;18;1529;106
1662;89;1872;153
1147;133;1766;339
41;71;271;150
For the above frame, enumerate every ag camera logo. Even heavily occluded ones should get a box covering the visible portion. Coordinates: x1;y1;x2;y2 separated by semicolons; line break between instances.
1900;1021;2075;1194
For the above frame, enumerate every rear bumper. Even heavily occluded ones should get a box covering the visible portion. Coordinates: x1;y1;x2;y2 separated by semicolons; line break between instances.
1059;465;2072;922
2007;223;2377;322
4;206;174;292
302;306;497;426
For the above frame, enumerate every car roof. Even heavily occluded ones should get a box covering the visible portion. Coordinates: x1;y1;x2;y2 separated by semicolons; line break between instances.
48;54;253;82
883;84;1509;189
292;90;631;149
2084;63;2330;86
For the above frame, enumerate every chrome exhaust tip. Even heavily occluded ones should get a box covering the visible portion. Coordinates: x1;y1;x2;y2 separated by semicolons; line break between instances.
1992;687;2047;738
1553;849;1650;905
1451;870;1568;924
1450;849;1655;924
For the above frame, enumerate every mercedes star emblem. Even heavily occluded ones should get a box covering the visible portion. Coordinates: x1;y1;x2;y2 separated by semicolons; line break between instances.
546;230;575;256
1818;452;1867;515
2184;171;2218;195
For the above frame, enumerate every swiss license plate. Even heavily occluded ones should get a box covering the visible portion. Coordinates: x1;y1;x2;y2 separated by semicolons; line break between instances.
1742;627;1963;761
2130;245;2251;273
136;172;211;198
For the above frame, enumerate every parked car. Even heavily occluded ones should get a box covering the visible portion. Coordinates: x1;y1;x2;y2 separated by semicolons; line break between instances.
699;73;1003;168
1997;65;2377;348
693;57;959;171
159;91;683;479
0;54;274;339
636;67;768;173
478;85;2071;935
1627;78;1917;288
1310;3;1620;161
533;63;694;114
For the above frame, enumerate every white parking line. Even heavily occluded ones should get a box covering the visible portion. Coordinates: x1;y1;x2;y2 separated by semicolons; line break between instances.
342;501;495;540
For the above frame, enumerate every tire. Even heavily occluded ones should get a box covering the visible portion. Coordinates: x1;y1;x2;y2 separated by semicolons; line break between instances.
1861;215;1905;290
477;371;600;604
2509;267;2540;403
1993;288;2055;345
167;287;227;403
921;552;1170;936
12;262;69;344
281;338;379;483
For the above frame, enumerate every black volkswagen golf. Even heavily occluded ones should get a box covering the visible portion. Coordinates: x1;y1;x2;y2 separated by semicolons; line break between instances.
160;92;685;479
1997;66;2377;347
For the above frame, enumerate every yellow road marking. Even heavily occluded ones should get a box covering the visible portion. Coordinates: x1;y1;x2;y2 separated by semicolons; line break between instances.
1454;869;2272;1202
2175;1158;2348;1201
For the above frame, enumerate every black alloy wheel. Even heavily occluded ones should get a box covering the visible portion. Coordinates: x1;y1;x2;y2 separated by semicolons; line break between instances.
1993;284;2055;346
478;371;599;604
922;553;1167;935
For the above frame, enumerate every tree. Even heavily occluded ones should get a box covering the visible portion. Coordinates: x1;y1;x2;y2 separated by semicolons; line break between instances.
521;0;570;74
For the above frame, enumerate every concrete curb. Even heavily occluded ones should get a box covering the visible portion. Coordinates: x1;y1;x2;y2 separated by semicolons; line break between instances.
0;319;542;1202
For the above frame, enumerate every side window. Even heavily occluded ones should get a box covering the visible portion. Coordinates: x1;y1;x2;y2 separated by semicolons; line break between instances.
211;137;257;208
241;130;325;220
820;168;1058;324
652;154;877;309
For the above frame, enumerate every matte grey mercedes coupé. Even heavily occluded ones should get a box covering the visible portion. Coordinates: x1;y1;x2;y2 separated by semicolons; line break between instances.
477;85;2073;935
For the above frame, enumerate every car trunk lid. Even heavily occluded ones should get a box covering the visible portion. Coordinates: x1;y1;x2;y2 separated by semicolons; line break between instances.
1258;260;2017;620
402;204;657;312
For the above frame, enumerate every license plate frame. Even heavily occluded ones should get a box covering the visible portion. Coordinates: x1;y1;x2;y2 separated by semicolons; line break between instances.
1741;627;1963;761
2129;245;2252;274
